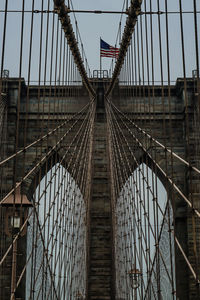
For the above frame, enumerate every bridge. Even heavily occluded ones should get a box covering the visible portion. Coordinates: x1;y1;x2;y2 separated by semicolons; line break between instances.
0;0;200;299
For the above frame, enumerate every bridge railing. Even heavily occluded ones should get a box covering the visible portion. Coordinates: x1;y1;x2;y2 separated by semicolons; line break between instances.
93;70;109;79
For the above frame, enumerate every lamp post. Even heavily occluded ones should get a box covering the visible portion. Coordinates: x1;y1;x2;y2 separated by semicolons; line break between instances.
75;291;85;300
128;266;141;300
1;183;32;299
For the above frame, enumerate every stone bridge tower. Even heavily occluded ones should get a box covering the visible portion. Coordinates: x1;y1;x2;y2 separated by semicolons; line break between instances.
0;77;200;299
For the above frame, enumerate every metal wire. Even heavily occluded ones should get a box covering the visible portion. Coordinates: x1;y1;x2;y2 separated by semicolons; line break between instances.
0;0;200;299
0;1;94;299
108;1;200;298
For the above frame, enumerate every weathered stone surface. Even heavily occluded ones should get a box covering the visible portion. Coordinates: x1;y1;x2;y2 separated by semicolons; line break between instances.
88;106;114;299
0;78;200;299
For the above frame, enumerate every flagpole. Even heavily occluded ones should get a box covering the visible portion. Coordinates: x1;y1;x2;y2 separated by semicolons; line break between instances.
100;37;102;78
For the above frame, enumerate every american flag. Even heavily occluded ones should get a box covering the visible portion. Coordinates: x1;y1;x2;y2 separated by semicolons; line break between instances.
100;39;119;58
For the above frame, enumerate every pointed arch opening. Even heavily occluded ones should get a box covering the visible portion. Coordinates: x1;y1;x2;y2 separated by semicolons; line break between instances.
115;163;176;300
26;164;87;299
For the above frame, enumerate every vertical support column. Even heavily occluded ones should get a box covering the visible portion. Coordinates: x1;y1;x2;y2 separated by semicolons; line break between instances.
185;80;200;299
88;87;114;299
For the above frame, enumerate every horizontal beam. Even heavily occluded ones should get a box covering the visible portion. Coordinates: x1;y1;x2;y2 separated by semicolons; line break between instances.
68;10;128;14
0;10;199;15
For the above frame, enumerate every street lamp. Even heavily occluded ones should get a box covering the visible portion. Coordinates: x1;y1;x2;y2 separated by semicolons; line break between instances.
75;291;85;300
2;69;9;78
1;183;33;299
128;266;142;299
10;211;21;229
2;183;32;236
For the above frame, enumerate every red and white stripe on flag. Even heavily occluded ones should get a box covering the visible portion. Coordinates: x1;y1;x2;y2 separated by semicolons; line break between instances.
100;39;119;58
100;47;119;58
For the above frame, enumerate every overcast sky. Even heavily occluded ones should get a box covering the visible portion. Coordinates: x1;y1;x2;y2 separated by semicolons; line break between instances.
0;0;199;81
64;0;200;78
69;0;127;72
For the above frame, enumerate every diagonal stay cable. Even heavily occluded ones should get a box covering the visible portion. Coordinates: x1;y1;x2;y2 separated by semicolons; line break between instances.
0;101;95;205
7;104;95;294
0;102;90;167
110;101;200;175
107;101;200;288
107;99;200;218
0;102;95;267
